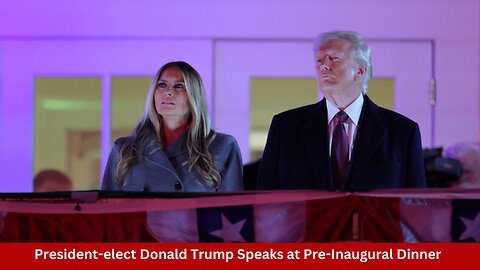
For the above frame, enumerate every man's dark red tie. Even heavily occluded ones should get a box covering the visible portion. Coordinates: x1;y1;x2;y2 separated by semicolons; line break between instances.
331;110;349;189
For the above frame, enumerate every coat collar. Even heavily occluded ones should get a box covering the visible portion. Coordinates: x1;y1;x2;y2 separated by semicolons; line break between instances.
142;132;188;177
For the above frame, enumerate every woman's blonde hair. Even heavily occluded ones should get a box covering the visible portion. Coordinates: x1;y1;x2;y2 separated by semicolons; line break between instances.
115;61;221;188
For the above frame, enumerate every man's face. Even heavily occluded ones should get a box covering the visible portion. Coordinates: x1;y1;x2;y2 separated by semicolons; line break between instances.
315;39;362;95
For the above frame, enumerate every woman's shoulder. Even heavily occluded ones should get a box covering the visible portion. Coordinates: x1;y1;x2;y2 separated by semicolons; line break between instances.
211;132;238;145
113;136;130;146
209;132;240;154
209;132;239;151
115;135;157;149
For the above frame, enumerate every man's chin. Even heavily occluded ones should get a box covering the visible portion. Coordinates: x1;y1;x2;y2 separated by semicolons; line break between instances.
318;79;337;88
318;83;342;94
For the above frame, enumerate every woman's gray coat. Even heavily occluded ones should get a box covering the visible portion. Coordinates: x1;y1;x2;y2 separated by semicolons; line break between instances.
101;132;243;192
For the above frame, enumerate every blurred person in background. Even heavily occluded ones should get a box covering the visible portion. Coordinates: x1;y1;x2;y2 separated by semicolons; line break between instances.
445;142;480;188
33;169;73;192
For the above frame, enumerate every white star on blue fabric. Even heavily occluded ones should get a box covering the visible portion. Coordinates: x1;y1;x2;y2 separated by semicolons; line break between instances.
209;214;247;242
459;212;480;242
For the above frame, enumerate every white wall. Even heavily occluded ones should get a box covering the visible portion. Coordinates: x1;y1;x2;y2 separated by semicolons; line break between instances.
0;0;479;191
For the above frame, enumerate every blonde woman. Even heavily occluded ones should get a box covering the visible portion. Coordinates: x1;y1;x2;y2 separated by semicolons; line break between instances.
102;61;243;192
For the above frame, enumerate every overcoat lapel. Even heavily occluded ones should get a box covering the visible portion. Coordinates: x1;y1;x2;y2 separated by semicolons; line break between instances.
143;138;182;180
299;99;334;189
343;95;386;189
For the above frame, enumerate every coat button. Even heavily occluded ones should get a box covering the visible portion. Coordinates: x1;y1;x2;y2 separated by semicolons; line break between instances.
175;181;182;191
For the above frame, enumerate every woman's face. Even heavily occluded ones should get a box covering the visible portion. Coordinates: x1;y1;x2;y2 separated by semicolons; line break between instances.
154;66;190;122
